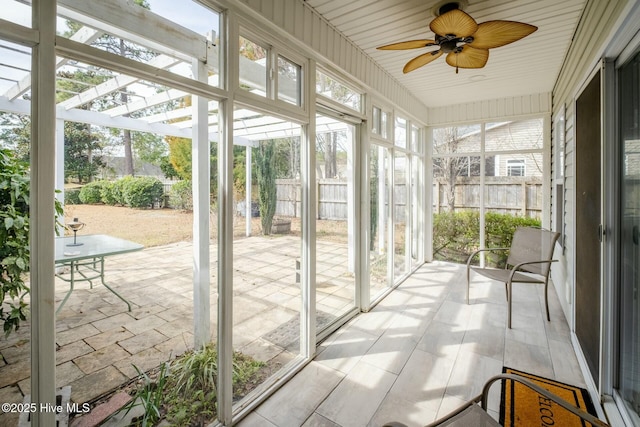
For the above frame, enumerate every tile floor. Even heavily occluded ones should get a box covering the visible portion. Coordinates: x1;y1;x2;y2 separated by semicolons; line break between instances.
238;261;587;427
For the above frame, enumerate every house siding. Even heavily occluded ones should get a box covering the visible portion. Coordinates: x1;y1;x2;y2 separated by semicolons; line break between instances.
551;0;630;325
426;93;551;126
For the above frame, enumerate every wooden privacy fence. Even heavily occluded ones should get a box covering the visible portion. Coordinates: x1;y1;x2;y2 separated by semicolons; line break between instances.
433;176;543;219
261;177;543;220
275;178;349;220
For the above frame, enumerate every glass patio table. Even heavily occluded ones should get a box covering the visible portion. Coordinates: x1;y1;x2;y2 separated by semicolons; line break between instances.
54;234;143;314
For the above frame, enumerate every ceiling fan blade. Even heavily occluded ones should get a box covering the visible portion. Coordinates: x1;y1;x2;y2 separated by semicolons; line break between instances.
377;39;437;50
403;50;444;73
469;21;537;49
445;45;489;69
430;9;478;38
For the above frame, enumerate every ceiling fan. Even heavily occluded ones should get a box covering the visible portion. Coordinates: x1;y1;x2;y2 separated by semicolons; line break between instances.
377;2;537;74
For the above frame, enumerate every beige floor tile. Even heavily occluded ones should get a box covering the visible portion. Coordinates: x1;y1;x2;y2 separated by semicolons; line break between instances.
316;360;397;426
255;362;344;427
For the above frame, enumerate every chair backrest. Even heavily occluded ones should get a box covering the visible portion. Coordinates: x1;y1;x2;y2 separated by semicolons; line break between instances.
506;227;560;276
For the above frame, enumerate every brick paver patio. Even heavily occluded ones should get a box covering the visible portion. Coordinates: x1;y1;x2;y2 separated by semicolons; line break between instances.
0;235;353;426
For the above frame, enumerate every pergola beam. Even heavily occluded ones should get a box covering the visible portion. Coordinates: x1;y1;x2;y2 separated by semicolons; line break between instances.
3;26;102;100
55;0;210;62
57;54;181;110
0;96;258;146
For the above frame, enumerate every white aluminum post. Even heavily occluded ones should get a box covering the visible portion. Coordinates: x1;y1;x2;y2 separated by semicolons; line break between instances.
56;119;65;209
347;125;355;273
31;0;57;425
192;58;210;348
217;10;236;424
245;145;252;236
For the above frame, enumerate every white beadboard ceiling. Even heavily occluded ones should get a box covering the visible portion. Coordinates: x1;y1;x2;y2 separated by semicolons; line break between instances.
304;0;586;108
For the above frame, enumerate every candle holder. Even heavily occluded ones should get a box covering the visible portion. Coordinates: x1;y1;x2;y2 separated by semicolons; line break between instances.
66;217;85;246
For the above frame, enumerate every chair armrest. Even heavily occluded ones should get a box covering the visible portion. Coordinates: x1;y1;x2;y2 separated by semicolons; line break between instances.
480;374;609;427
466;247;510;269
507;259;558;280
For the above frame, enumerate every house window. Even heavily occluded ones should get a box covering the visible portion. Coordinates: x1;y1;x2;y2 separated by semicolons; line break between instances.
507;159;525;176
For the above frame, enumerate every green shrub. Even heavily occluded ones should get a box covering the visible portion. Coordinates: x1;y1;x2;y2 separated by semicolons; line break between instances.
100;181;118;205
64;188;81;205
113;175;133;205
78;180;107;204
0;149;63;336
433;211;541;267
123;176;164;208
169;180;192;211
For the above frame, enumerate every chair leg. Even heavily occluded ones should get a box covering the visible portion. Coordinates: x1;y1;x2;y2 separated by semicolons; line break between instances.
466;267;470;305
544;281;550;321
507;280;513;329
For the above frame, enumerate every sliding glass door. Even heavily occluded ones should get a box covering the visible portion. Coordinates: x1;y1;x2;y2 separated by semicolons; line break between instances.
618;49;640;426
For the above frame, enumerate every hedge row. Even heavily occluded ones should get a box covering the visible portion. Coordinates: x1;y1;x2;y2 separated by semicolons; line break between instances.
433;210;541;267
68;176;164;209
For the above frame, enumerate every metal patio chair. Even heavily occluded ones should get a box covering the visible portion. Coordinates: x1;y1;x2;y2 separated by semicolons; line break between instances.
466;227;560;328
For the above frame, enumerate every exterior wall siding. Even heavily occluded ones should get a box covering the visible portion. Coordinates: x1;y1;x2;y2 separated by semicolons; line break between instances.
426;93;551;126
551;0;629;323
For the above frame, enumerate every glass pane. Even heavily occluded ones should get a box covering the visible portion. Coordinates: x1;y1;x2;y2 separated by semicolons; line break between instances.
239;36;268;96
57;1;221;87
52;65;211;424
316;70;361;112
372;106;381;135
0;40;31;101
619;50;640;426
394;152;408;279
432;154;481;264
484;152;543;219
411;124;420;153
232;108;301;406
0;41;30;427
485;118;543;152
277;55;301;106
315;114;356;332
395;116;407;149
0;0;31;27
381;111;389;139
411;155;420;267
369;144;390;300
433;124;481;155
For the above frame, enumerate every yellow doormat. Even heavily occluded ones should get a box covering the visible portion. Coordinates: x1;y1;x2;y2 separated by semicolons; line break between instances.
500;367;598;427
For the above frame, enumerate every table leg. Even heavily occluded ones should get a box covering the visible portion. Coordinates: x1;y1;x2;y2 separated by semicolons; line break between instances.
56;261;76;314
98;258;132;312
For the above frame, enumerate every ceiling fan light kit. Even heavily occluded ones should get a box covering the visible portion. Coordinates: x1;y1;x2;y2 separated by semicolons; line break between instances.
377;2;537;74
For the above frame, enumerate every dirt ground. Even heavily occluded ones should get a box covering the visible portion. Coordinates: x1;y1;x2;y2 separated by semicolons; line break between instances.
63;204;347;247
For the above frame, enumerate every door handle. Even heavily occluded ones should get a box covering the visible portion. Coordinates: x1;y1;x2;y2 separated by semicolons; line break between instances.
598;224;604;243
633;225;639;245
